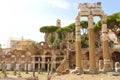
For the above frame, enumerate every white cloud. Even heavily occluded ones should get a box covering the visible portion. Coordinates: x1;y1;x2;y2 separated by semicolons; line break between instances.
46;0;70;9
0;0;73;48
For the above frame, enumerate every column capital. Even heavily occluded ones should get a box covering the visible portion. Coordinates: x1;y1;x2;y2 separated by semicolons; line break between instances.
88;15;93;19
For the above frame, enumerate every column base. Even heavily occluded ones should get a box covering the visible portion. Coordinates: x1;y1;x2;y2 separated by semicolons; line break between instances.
103;64;112;72
70;67;83;74
84;69;98;74
85;66;97;74
103;68;112;72
89;67;97;72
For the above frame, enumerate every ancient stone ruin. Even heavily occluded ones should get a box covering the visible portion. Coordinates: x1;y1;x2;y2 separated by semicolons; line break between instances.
0;2;120;80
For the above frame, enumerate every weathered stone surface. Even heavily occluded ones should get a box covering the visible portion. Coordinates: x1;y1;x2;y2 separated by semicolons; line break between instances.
107;72;119;76
56;59;69;74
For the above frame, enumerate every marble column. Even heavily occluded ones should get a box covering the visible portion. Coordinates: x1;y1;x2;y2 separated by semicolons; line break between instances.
88;15;96;71
101;15;111;71
75;15;82;72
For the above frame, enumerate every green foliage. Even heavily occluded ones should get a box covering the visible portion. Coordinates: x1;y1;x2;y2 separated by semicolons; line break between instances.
62;26;72;32
94;12;120;35
35;42;40;49
40;26;59;33
81;36;88;48
53;39;61;49
68;39;75;44
56;28;63;40
26;43;33;50
66;21;89;29
94;20;101;32
26;42;39;50
48;33;55;45
107;12;120;33
56;27;72;40
66;21;88;36
80;21;88;28
67;23;75;31
81;36;99;48
95;41;99;48
66;23;75;36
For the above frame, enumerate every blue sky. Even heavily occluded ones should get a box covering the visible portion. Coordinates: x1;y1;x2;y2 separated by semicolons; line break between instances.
0;0;120;48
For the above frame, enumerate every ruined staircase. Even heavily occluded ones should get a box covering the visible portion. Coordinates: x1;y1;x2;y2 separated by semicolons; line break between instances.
56;59;70;74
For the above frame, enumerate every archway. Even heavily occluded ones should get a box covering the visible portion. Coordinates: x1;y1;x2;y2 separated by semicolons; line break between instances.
112;51;120;70
83;51;89;70
35;56;42;70
69;51;76;69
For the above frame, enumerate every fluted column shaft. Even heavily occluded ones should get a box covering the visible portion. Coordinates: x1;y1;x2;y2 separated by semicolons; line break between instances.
75;16;82;72
88;15;96;71
101;15;111;71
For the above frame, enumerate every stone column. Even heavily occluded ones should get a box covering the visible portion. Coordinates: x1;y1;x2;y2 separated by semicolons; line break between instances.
13;58;16;75
41;55;45;70
47;59;50;72
101;15;111;71
38;58;40;74
98;60;103;71
18;57;21;77
115;62;119;72
26;60;29;74
88;15;96;71
51;50;55;72
32;56;35;77
53;57;56;70
32;56;35;71
75;15;82;72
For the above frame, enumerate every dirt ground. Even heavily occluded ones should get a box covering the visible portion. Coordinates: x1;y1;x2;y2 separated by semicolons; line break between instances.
0;72;120;80
51;72;120;80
